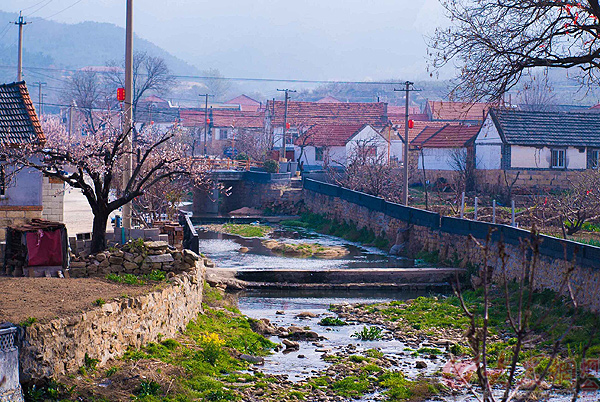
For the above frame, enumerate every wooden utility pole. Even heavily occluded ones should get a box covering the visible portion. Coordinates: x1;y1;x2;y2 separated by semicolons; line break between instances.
277;88;296;160
198;94;214;155
122;0;134;231
394;82;420;206
15;12;28;81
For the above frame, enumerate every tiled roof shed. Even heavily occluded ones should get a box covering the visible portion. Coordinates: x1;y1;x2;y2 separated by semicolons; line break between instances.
421;124;480;148
294;124;365;147
490;108;600;147
0;81;45;146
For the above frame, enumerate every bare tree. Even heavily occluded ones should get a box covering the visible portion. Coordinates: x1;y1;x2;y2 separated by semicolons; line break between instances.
448;148;476;192
201;68;231;101
106;51;175;119
517;71;557;111
429;1;600;101
63;69;109;134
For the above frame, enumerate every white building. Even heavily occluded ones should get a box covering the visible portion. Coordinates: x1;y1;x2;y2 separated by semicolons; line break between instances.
294;124;396;168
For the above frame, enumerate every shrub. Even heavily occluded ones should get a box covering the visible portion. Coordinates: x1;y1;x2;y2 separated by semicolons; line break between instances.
263;159;279;173
93;298;106;307
136;380;161;397
318;317;347;326
20;317;37;327
200;333;225;366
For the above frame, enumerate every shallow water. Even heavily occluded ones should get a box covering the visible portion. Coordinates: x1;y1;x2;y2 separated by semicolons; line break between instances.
197;227;413;271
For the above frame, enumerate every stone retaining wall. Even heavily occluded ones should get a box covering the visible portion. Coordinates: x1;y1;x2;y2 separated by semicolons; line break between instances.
17;255;208;382
303;179;600;311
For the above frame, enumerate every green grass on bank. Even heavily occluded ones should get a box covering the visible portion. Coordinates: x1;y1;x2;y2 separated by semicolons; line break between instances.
222;223;271;238
281;213;389;250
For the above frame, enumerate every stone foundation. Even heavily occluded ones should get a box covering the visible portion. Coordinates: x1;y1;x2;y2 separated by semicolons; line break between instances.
475;169;581;192
18;255;207;382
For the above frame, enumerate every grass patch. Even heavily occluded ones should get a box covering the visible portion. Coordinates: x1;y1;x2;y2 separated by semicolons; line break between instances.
93;298;106;307
290;212;390;250
19;317;37;327
106;273;145;286
351;326;383;341
380;371;441;401
222;223;271;238
331;375;370;397
318;317;347;326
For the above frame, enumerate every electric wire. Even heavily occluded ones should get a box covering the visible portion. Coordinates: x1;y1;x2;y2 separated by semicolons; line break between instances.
42;0;85;20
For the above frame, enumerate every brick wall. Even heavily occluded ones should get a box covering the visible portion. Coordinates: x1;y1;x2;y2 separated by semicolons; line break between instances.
303;179;600;311
0;206;43;242
41;176;65;223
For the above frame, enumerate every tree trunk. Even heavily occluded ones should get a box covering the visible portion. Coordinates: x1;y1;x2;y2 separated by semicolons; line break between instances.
91;212;109;254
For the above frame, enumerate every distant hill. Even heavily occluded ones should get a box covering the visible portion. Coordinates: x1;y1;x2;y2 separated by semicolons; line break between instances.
0;10;200;83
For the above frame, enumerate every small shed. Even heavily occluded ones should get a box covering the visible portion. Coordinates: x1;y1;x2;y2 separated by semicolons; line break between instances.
3;219;69;277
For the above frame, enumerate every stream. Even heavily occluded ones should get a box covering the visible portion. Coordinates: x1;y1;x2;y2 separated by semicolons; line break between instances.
196;225;600;402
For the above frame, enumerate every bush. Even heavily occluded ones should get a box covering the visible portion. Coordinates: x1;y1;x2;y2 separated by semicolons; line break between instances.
319;317;347;326
263;159;279;173
351;326;383;341
200;333;225;366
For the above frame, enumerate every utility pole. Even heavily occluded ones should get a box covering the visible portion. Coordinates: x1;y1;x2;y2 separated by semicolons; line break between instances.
394;82;420;206
277;88;296;160
122;0;134;231
15;12;28;81
34;82;46;117
198;94;214;155
68;101;76;140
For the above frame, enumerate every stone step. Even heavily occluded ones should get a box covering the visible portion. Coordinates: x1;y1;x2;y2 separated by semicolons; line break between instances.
235;267;465;285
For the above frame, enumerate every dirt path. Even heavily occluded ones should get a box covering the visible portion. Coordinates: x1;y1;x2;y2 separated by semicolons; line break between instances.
0;277;153;324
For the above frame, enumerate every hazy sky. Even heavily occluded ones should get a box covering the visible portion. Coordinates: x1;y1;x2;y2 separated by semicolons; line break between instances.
4;0;449;81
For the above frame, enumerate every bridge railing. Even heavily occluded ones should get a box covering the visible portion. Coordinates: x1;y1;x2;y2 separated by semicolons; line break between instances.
193;157;262;171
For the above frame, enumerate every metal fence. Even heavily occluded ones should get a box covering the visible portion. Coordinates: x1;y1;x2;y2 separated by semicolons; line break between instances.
0;327;17;352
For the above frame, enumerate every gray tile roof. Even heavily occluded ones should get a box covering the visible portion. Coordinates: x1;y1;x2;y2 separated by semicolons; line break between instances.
491;108;600;147
0;81;45;146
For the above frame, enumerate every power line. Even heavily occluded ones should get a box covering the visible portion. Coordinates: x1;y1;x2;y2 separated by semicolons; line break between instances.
28;0;56;17
43;0;85;20
21;0;51;12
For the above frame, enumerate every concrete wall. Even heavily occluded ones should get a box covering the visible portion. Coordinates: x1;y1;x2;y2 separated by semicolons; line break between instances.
510;145;587;170
0;165;43;208
0;327;23;402
294;145;346;167
41;177;65;223
418;148;463;170
303;179;600;311
18;259;206;382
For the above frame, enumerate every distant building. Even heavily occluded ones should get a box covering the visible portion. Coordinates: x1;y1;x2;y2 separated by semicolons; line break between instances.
225;95;262;112
425;100;490;124
294;124;393;167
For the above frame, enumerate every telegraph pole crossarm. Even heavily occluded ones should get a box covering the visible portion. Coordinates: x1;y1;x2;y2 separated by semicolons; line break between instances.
276;88;296;160
394;82;421;206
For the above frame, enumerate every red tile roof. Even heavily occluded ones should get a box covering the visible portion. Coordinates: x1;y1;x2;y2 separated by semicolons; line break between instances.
388;105;421;116
420;124;480;148
0;81;45;146
426;101;490;122
394;121;448;144
294;124;366;147
225;95;261;111
267;100;388;127
180;109;264;129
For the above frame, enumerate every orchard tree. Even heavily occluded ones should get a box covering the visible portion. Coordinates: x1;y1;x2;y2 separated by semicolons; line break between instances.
3;117;208;253
429;0;600;101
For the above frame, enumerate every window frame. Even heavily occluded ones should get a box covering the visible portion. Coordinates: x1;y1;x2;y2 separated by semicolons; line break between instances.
550;148;566;169
315;147;324;162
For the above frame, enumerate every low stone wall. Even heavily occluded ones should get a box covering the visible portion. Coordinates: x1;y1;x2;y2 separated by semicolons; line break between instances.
68;241;199;278
17;253;208;382
475;169;580;192
0;206;42;242
303;179;600;311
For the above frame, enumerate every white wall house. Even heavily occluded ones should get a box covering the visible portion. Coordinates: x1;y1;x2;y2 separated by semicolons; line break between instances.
413;124;480;171
475;109;600;171
294;124;393;168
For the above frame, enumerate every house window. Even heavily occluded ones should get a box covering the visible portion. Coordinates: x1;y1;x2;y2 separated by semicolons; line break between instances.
315;147;324;161
590;149;600;169
359;146;378;159
551;149;565;169
219;128;228;140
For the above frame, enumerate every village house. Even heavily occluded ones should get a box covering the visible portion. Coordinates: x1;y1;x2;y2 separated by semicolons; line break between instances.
294;123;394;168
475;108;600;190
0;82;64;241
225;94;262;112
266;100;389;159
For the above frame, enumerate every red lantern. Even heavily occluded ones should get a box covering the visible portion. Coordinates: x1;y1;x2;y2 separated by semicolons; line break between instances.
117;87;125;102
286;122;291;129
408;119;414;129
206;118;211;124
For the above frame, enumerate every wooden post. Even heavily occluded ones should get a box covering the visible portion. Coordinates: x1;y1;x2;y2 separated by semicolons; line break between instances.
474;197;478;220
511;200;516;227
460;192;465;219
492;199;496;224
